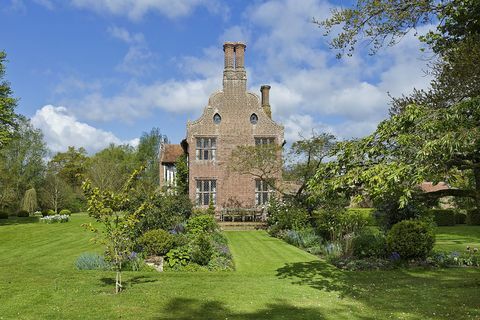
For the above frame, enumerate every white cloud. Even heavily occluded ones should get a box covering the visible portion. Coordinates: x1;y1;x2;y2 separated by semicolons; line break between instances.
107;26;156;77
31;105;138;154
64;77;220;122
68;0;227;20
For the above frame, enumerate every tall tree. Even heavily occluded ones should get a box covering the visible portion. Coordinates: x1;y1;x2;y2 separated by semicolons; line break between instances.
135;128;168;192
0;51;18;149
0;116;47;211
309;98;480;210
88;144;138;192
50;146;90;188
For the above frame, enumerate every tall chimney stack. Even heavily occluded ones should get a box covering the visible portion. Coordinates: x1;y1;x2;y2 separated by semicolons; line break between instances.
223;42;247;93
234;43;246;69
223;42;235;69
260;85;272;118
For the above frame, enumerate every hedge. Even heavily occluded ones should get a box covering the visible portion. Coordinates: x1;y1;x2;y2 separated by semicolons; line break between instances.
455;212;467;224
466;209;480;226
0;211;8;219
430;209;456;226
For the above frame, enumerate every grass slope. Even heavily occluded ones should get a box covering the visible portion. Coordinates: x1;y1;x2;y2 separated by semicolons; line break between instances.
0;214;479;319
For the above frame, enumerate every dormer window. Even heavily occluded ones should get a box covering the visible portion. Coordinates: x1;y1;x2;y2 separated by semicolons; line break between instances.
250;113;258;124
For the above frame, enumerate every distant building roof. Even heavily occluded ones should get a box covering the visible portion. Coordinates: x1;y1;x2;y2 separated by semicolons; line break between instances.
160;144;184;164
420;182;449;193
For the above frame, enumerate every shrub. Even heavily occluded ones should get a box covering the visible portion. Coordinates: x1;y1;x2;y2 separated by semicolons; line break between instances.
373;194;428;229
352;227;386;258
17;210;29;217
267;198;309;231
138;229;174;256
315;208;370;242
455;212;467;224
466;209;480;225
281;228;322;249
0;211;8;219
386;220;435;260
166;248;190;267
347;208;376;225
59;209;71;216
207;256;234;271
186;214;217;234
430;209;456;226
137;193;192;233
190;234;214;266
47;209;55;216
75;253;111;270
41;210;49;217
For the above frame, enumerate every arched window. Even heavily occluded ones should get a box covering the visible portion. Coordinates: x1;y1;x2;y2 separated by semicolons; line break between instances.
213;113;221;124
250;113;258;124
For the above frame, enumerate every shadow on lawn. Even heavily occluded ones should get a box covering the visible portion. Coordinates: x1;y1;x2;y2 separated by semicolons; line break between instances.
155;298;330;320
275;259;480;319
276;260;358;298
0;216;39;226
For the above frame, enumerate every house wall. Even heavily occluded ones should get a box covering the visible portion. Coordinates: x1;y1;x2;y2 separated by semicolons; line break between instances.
186;42;284;210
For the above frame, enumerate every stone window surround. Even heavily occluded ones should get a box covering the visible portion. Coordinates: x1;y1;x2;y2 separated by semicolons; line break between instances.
195;136;217;161
195;178;217;206
255;179;272;205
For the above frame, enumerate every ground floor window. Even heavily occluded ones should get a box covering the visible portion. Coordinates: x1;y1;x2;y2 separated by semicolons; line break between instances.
255;179;271;205
196;179;216;206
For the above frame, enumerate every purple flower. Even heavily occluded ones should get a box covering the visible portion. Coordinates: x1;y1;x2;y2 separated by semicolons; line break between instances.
390;252;401;261
129;251;138;260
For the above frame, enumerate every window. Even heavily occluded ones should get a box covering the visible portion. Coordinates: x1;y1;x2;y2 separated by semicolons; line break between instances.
196;180;216;206
255;137;275;145
213;113;221;124
196;137;216;160
250;113;258;124
255;180;271;205
164;164;176;186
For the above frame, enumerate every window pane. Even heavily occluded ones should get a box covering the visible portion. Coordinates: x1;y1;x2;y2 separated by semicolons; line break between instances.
203;193;209;205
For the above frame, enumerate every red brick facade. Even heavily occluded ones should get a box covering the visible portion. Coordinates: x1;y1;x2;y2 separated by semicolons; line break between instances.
160;42;284;210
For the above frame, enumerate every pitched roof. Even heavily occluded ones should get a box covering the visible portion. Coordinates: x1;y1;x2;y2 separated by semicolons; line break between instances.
420;182;449;193
160;144;184;164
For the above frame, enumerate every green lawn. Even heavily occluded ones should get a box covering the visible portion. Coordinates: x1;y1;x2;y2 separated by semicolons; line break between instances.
435;225;480;252
0;215;479;319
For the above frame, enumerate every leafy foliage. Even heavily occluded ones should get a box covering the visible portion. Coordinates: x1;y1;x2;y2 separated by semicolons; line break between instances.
21;188;38;214
138;229;174;256
430;209;456;226
175;153;189;195
0;51;18;148
352;226;386;258
386;220;435;259
82;167;149;293
137;192;192;233
186;214;217;235
75;252;111;270
309;99;480;214
466;209;480;225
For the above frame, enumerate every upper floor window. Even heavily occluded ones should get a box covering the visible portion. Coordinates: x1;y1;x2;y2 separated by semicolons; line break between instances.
196;137;216;160
213;113;221;124
196;179;216;206
250;113;258;124
255;137;275;145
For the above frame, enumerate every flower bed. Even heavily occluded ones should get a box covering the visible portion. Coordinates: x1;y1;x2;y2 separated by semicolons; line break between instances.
40;214;70;223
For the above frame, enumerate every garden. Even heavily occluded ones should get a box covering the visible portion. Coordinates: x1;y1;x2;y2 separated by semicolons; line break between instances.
1;213;480;319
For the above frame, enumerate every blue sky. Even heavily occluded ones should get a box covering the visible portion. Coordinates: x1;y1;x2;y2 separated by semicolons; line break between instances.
1;0;432;154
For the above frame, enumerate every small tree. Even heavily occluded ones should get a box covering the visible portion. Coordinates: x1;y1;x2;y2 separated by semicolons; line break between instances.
82;167;149;294
21;188;37;214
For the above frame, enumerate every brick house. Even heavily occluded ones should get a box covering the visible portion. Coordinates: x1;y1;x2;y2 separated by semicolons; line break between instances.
159;42;284;211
